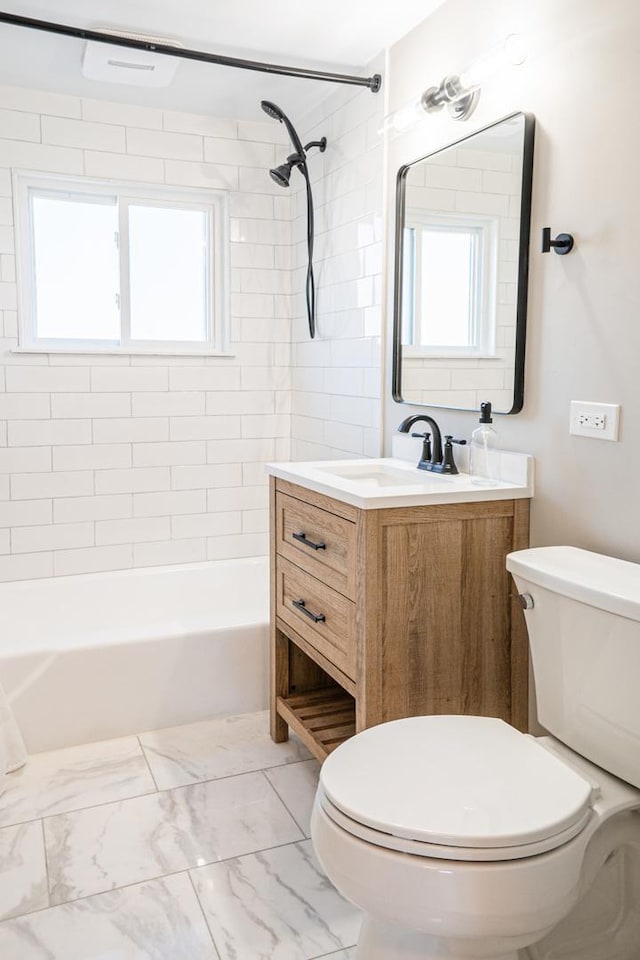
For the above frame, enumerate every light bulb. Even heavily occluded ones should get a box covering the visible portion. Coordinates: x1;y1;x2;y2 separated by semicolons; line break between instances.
378;96;425;135
459;33;527;89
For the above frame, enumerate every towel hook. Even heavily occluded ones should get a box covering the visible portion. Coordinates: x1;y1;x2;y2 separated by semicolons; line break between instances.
542;227;574;256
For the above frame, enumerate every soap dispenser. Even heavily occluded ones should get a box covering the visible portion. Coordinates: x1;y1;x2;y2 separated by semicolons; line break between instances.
469;401;499;485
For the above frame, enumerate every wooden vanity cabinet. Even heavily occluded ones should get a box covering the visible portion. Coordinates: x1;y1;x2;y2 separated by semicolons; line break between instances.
270;476;530;763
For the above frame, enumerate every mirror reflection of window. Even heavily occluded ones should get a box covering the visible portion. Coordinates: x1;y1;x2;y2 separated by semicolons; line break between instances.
402;216;496;354
422;225;478;348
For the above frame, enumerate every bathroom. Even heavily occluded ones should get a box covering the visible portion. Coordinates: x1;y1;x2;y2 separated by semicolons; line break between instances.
0;0;639;957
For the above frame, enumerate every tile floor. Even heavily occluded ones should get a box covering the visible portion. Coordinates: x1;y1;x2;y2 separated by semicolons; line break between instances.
0;711;360;959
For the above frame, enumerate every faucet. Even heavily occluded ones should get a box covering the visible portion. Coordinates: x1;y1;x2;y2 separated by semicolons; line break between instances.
397;414;466;474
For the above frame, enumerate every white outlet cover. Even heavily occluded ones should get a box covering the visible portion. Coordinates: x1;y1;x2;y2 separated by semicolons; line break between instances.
570;401;620;441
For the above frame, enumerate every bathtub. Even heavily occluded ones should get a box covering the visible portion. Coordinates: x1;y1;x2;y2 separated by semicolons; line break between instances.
0;557;269;753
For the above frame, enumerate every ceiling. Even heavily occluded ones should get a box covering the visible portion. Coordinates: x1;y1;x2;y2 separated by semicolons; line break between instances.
0;0;447;120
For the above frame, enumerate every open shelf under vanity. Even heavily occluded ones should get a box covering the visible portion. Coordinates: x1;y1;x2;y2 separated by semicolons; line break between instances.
276;686;356;762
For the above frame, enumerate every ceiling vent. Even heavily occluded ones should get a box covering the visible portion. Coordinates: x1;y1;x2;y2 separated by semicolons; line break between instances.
81;28;183;87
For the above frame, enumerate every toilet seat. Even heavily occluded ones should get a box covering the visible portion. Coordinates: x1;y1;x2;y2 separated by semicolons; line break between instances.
318;789;594;862
320;715;598;862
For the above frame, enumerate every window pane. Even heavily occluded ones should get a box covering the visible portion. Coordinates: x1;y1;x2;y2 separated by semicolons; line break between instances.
32;194;119;341
128;204;209;342
420;229;474;347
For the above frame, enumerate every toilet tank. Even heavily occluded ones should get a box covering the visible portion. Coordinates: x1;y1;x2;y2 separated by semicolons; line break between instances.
506;546;640;790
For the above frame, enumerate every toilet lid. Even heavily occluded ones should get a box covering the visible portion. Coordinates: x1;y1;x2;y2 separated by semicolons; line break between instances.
320;716;595;850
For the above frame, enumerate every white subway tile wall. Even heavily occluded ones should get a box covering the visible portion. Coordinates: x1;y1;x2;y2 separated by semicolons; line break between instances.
0;75;384;581
289;64;384;460
0;86;292;581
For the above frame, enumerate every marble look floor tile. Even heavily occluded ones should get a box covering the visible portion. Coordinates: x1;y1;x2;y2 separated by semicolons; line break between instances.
0;872;219;959
0;821;48;921
191;839;361;960
0;737;156;828
45;769;303;905
139;710;311;790
265;759;321;837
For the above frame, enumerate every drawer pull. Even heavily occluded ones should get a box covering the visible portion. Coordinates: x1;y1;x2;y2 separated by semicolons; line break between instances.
292;598;326;623
292;531;326;551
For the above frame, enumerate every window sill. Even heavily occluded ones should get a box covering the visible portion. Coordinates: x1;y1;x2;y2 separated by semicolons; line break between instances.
403;352;501;361
12;346;236;359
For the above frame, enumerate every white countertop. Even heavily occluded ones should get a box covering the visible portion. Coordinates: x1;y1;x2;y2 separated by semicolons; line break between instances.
267;455;534;510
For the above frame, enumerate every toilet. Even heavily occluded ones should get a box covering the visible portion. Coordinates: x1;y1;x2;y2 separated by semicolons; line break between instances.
311;546;640;960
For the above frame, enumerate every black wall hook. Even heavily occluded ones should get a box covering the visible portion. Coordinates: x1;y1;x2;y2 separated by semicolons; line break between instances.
542;227;574;255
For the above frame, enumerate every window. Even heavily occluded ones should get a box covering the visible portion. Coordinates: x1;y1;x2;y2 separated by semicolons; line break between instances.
401;212;497;357
14;173;228;354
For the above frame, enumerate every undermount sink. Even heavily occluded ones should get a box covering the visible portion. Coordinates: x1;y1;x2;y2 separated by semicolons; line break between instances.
315;462;450;486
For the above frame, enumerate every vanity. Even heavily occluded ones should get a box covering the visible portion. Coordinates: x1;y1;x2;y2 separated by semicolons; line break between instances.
267;455;533;762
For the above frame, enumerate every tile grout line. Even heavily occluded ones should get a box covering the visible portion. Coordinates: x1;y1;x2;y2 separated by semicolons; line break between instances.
4;837;310;922
310;951;357;960
0;752;310;833
311;949;358;959
258;767;309;840
136;734;160;792
39;817;51;909
262;764;314;838
0;781;158;833
0;866;192;926
186;868;223;960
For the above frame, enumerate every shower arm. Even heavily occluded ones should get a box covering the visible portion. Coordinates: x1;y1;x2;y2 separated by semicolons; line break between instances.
287;142;326;172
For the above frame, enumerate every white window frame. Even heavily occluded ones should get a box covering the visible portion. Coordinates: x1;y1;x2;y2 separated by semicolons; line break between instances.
402;209;498;359
13;171;230;356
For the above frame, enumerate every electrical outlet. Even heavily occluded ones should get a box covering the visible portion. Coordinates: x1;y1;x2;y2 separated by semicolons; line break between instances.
578;413;605;430
570;401;620;441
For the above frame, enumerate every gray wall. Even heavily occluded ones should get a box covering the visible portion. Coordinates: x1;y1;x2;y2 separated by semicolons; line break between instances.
384;0;640;560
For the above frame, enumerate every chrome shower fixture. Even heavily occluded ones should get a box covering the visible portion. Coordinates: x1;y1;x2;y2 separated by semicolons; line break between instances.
261;100;327;339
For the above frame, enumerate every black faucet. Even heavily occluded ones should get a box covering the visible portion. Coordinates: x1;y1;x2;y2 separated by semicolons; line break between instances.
397;414;466;474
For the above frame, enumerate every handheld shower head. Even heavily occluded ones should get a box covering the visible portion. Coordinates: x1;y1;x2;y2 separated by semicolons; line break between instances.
261;100;284;122
260;99;327;339
260;99;304;156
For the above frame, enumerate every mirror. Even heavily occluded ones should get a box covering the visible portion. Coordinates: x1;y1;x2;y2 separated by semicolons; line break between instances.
392;112;534;413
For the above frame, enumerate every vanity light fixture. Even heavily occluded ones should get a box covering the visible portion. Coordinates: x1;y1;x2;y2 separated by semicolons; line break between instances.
381;33;526;133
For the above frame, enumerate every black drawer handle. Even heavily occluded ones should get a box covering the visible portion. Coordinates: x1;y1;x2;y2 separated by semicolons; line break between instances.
292;531;326;551
292;599;325;623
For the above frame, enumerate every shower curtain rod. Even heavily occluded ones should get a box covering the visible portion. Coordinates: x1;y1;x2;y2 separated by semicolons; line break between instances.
0;11;382;93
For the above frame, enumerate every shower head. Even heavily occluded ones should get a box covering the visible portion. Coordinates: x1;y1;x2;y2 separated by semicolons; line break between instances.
269;152;304;188
269;162;292;188
260;99;304;157
261;100;284;122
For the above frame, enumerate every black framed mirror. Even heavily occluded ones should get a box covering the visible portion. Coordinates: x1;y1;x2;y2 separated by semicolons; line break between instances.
392;112;535;414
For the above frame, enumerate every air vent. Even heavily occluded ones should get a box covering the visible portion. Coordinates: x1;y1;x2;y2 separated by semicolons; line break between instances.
81;27;183;87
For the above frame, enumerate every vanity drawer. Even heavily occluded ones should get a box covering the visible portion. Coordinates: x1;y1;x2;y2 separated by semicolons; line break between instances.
275;556;356;680
275;491;356;598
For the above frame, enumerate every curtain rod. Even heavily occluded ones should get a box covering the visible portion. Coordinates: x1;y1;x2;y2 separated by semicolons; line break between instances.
0;11;382;93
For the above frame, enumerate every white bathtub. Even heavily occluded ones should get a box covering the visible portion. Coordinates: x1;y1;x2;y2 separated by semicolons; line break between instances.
0;557;269;753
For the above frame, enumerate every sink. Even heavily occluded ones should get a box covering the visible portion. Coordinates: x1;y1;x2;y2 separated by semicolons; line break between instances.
266;456;534;510
316;463;450;487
